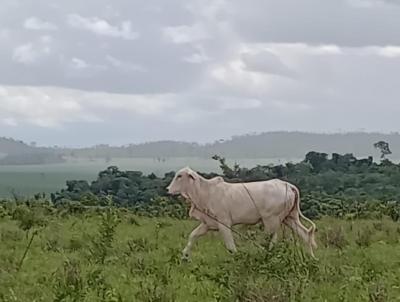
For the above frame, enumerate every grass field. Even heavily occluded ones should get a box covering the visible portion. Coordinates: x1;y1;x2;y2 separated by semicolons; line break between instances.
0;207;399;301
0;157;301;198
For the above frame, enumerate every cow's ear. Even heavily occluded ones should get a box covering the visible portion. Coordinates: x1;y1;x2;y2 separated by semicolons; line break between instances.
187;171;197;181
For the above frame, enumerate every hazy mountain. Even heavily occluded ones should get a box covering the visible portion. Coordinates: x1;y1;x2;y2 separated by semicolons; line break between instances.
0;137;63;165
1;132;399;164
61;131;400;160
0;137;36;155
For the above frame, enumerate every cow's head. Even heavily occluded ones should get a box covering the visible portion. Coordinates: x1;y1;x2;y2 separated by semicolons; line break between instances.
167;167;198;197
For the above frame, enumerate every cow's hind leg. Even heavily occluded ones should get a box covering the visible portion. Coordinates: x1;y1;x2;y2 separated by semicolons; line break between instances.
182;223;208;260
284;216;316;259
218;223;237;253
262;217;281;250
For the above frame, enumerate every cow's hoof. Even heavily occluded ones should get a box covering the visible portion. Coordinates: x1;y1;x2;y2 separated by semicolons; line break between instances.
181;254;191;262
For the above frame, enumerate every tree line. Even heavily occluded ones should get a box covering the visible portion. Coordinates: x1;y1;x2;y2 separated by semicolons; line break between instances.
49;151;400;221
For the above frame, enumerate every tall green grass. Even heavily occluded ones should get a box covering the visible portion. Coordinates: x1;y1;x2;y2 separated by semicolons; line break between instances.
0;205;399;301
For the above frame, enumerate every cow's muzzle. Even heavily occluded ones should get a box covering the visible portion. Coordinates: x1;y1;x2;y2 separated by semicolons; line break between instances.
167;187;180;196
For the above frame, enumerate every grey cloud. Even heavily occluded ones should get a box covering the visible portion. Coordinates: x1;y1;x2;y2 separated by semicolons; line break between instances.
163;23;210;44
67;14;139;40
0;0;205;94
241;50;296;78
1;0;400;145
231;0;400;47
12;36;52;64
24;17;58;31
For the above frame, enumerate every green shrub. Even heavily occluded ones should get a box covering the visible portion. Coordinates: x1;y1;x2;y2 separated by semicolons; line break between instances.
355;227;373;248
320;226;348;250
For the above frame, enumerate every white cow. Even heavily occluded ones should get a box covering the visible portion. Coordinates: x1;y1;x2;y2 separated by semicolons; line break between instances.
167;167;317;259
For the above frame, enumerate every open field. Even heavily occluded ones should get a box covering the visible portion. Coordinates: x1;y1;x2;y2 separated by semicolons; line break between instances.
0;157;302;198
0;206;399;301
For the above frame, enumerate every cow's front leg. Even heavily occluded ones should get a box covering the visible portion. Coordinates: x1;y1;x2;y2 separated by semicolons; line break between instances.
218;224;237;253
182;223;209;260
269;232;279;250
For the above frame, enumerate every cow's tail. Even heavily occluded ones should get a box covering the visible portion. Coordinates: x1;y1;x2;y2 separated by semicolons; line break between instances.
290;184;317;249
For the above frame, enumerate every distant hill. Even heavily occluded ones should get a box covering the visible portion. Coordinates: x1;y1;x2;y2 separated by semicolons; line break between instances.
63;141;201;159
0;152;65;165
0;137;36;154
2;132;399;164
201;132;400;159
0;137;64;165
60;131;400;160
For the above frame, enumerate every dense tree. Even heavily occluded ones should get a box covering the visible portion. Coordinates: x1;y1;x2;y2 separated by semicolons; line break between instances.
374;141;392;159
305;151;329;172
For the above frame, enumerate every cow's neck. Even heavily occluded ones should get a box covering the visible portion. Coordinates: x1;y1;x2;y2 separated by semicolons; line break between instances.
186;176;211;211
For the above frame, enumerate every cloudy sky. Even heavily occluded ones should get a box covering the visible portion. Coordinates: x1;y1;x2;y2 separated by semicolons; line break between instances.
1;0;400;146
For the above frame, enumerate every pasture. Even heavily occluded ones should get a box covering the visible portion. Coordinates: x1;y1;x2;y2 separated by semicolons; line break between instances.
0;204;399;301
0;157;300;198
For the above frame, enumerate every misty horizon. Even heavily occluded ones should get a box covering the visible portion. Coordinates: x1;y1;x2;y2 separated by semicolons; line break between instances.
2;130;400;149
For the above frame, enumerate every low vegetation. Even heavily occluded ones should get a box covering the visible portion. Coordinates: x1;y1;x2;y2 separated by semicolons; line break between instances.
0;200;399;301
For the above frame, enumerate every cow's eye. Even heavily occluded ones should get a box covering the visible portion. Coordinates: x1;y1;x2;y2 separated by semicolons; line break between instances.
177;175;182;179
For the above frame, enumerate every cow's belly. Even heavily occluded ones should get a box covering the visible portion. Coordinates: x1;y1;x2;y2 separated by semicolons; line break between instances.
226;191;288;226
230;204;261;225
